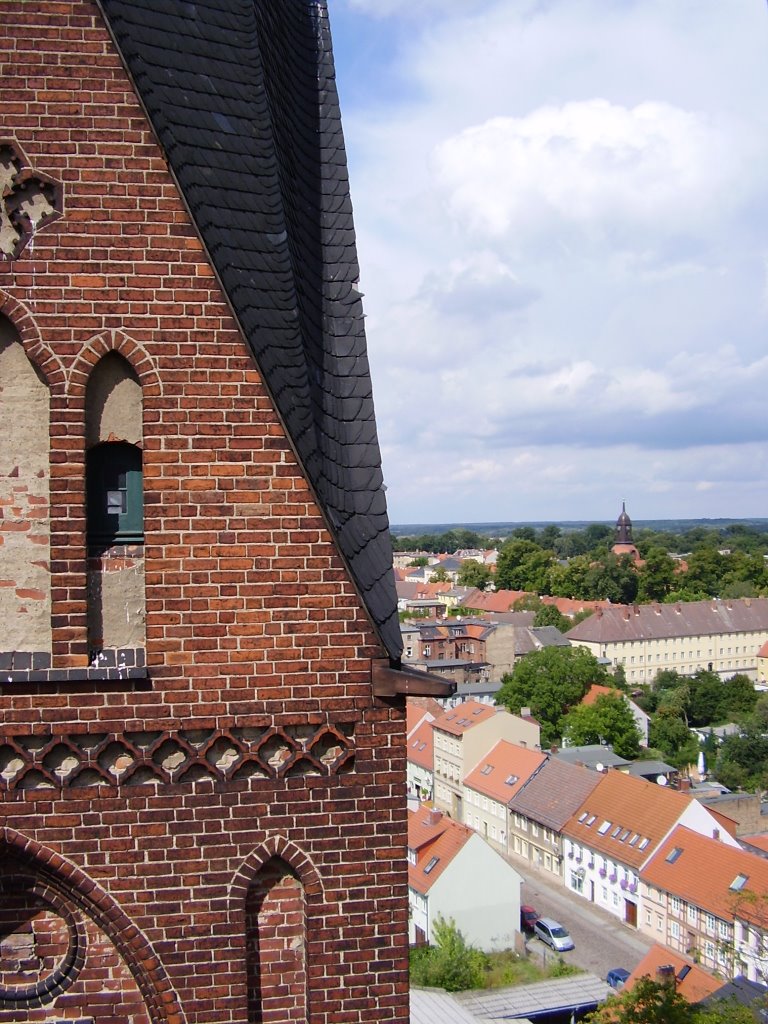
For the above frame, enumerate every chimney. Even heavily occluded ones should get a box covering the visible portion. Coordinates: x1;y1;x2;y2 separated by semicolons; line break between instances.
713;828;720;841
656;964;676;988
678;777;692;793
521;706;531;718
425;808;442;827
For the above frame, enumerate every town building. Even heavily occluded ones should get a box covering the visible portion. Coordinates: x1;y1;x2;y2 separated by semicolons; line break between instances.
561;771;740;928
506;758;601;878
462;740;547;856
0;6;449;1023
431;701;541;818
408;806;522;951
567;597;768;682
641;825;768;984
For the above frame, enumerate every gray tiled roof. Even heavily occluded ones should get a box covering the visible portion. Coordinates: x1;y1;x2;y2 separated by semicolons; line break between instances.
507;757;601;831
98;0;401;659
567;598;768;644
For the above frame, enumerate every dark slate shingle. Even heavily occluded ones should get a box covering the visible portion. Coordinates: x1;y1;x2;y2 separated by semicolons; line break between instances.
99;0;401;659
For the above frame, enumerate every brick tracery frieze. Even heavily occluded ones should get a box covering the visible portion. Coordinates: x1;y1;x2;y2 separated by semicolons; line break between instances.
0;141;63;260
0;721;355;792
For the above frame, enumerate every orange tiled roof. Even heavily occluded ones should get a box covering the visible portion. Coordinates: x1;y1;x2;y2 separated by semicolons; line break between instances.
563;770;692;869
464;740;546;804
407;719;434;771
641;825;768;924
408;806;474;894
582;684;621;706
433;699;497;736
625;944;722;1003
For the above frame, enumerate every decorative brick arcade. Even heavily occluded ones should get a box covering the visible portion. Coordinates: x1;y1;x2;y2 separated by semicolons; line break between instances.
0;3;450;1022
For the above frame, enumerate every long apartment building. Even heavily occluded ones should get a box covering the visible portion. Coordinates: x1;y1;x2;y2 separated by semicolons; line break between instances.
567;598;768;683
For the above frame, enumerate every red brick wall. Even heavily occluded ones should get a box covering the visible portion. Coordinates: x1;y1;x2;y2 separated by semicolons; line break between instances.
0;3;408;1022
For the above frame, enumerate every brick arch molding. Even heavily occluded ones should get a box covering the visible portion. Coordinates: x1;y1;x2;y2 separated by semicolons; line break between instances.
0;826;186;1024
0;290;65;389
68;327;163;397
231;834;325;903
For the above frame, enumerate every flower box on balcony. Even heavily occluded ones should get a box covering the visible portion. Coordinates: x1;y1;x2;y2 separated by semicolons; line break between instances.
620;879;628;890
599;868;607;878
609;874;617;884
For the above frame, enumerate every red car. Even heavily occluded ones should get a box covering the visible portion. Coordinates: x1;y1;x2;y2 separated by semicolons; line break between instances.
520;905;540;933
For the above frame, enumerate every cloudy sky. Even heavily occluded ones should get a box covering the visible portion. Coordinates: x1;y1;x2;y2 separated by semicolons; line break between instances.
329;0;768;526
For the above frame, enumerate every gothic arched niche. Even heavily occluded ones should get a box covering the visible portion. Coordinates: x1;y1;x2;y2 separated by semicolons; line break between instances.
0;313;51;655
85;351;145;656
245;857;307;1024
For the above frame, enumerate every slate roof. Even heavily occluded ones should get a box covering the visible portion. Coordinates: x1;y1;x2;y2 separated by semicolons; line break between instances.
567;598;768;644
507;758;600;832
98;0;401;659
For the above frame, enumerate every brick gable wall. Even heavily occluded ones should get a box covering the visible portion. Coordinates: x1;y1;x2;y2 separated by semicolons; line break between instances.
0;4;407;1022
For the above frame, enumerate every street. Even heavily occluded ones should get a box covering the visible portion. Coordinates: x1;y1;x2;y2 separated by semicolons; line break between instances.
517;861;654;982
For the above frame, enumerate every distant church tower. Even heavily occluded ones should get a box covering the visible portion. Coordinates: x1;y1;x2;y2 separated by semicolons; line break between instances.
612;501;641;561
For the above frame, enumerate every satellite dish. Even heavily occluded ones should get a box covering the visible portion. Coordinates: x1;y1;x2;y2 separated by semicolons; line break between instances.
657;775;668;786
595;762;604;773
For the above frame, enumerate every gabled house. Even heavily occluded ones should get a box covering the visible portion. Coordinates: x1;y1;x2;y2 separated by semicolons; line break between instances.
408;717;435;802
408;806;522;951
562;771;740;928
431;700;541;819
641;825;768;983
581;683;650;747
462;741;547;856
507;758;601;877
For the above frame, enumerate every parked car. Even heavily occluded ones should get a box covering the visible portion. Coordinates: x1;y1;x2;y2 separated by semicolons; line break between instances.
533;917;575;952
520;905;539;933
607;967;630;990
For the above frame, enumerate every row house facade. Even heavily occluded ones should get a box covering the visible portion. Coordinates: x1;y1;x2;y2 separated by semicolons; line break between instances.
641;825;768;984
431;700;541;819
561;771;740;929
567;598;768;683
462;740;547;856
507;758;601;878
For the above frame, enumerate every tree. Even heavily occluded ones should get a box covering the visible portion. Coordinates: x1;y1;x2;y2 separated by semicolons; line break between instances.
585;975;692;1023
637;547;677;602
561;693;642;759
495;539;555;593
648;709;699;769
585;976;757;1024
495;646;610;747
457;560;492;589
429;566;449;583
533;603;572;633
409;916;488;992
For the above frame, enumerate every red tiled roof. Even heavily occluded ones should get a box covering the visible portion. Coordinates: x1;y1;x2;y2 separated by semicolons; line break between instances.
464;741;546;804
408;807;474;894
625;944;722;1003
563;771;692;869
433;699;497;736
407;719;434;771
641;825;768;924
582;684;621;706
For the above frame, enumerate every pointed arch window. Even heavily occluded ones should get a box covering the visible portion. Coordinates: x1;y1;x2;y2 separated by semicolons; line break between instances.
86;441;143;545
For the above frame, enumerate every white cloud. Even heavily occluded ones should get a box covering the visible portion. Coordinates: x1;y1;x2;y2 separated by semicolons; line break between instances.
433;100;741;249
332;0;768;522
